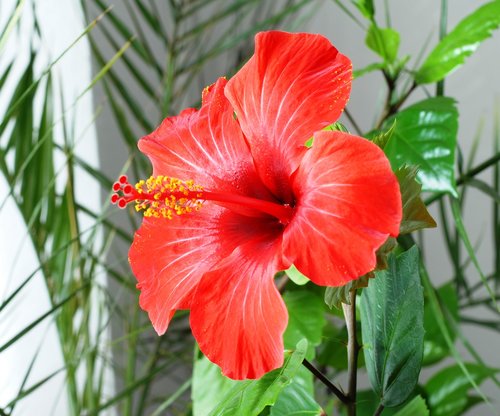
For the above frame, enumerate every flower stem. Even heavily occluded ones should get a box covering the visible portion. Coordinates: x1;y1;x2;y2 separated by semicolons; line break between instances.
342;289;360;416
302;359;350;405
436;0;448;97
374;403;385;416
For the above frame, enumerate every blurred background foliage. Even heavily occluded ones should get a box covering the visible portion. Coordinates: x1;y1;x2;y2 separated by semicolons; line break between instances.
0;0;499;415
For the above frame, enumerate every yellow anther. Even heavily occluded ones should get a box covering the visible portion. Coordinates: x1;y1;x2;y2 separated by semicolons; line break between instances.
131;175;204;220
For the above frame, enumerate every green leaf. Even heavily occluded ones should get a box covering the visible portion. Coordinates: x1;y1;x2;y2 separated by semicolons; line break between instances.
360;246;424;407
192;354;239;416
270;381;322;416
208;339;308;416
350;0;374;19
383;97;458;196
396;166;437;234
450;198;498;308
371;120;396;150
353;62;386;78
283;291;325;357
393;395;429;416
374;237;398;271
425;363;497;416
415;1;500;84
423;282;458;366
324;275;370;309
285;265;310;285
366;24;400;63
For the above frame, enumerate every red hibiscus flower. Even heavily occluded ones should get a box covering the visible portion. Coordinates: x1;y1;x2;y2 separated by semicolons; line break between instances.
112;31;402;380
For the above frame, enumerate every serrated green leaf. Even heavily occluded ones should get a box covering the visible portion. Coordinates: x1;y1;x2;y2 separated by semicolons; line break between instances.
415;1;500;84
383;97;458;196
283;291;325;358
324;275;370;309
423;282;458;366
396;166;437;234
393;395;429;416
371;120;396;150
425;363;497;416
324;121;349;132
366;24;400;63
360;246;424;407
374;237;398;271
208;339;308;416
285;265;310;285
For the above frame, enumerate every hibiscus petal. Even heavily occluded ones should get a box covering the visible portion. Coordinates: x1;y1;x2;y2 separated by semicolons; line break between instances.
283;131;402;286
138;78;270;199
190;238;287;380
129;200;287;335
130;203;259;334
225;31;352;198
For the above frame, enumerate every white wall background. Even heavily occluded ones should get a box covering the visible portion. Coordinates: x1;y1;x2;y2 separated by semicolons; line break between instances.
0;0;102;414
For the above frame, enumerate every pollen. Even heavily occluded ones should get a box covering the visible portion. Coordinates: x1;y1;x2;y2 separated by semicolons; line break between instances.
111;175;203;219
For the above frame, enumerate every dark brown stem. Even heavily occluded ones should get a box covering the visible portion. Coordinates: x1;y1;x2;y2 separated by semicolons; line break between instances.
342;290;360;416
344;108;363;136
302;359;350;405
375;77;417;130
374;403;385;416
276;275;289;294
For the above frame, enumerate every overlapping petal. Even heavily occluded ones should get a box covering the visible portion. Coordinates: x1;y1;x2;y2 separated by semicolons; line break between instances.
126;31;405;381
139;78;271;200
130;205;285;335
190;236;287;380
225;31;352;198
130;205;227;335
283;131;402;286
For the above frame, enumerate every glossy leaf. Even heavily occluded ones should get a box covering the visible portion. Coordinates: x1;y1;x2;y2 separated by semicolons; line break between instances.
207;339;308;416
423;283;458;366
396;166;437;234
425;363;497;416
383;97;458;196
360;246;424;407
415;1;500;84
366;24;400;63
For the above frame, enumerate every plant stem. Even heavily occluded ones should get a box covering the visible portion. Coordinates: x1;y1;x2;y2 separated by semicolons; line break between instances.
374;403;385;416
302;359;350;405
436;0;448;96
344;108;363;136
342;289;360;416
375;77;416;130
425;152;500;205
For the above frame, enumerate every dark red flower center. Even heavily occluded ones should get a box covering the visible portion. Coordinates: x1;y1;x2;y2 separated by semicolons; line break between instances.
111;175;294;225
